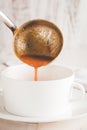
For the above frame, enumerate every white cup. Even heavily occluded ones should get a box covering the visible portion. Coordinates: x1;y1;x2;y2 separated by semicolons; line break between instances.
0;64;85;117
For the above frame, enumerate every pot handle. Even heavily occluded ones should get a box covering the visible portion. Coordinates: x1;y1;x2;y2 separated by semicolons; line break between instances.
0;11;17;33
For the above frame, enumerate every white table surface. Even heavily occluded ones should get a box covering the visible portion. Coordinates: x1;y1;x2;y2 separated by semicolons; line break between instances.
0;117;87;130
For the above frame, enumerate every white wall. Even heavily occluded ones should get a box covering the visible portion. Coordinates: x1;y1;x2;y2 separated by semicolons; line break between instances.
0;0;87;68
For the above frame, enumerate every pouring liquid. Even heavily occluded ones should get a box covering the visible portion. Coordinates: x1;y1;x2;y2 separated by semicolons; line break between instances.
19;55;53;81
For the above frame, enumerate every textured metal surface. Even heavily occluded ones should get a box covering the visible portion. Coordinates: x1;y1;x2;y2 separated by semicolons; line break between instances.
14;20;63;60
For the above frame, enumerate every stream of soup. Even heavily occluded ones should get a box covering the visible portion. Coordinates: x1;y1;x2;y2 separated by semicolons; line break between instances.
19;55;53;81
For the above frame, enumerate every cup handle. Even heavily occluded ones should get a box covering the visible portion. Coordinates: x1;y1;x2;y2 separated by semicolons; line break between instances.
70;82;85;101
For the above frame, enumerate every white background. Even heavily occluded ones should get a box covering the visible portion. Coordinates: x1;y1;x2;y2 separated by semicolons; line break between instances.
0;0;87;68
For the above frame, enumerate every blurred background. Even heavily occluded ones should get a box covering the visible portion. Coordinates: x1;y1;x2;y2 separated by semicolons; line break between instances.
0;0;87;69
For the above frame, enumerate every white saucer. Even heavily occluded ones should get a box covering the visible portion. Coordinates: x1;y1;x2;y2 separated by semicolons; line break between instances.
0;89;87;123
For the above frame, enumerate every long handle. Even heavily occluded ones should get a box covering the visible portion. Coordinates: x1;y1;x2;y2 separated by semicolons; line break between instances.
0;11;17;33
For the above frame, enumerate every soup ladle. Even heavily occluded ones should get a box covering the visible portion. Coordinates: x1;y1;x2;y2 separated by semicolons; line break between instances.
0;11;63;68
0;11;64;81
